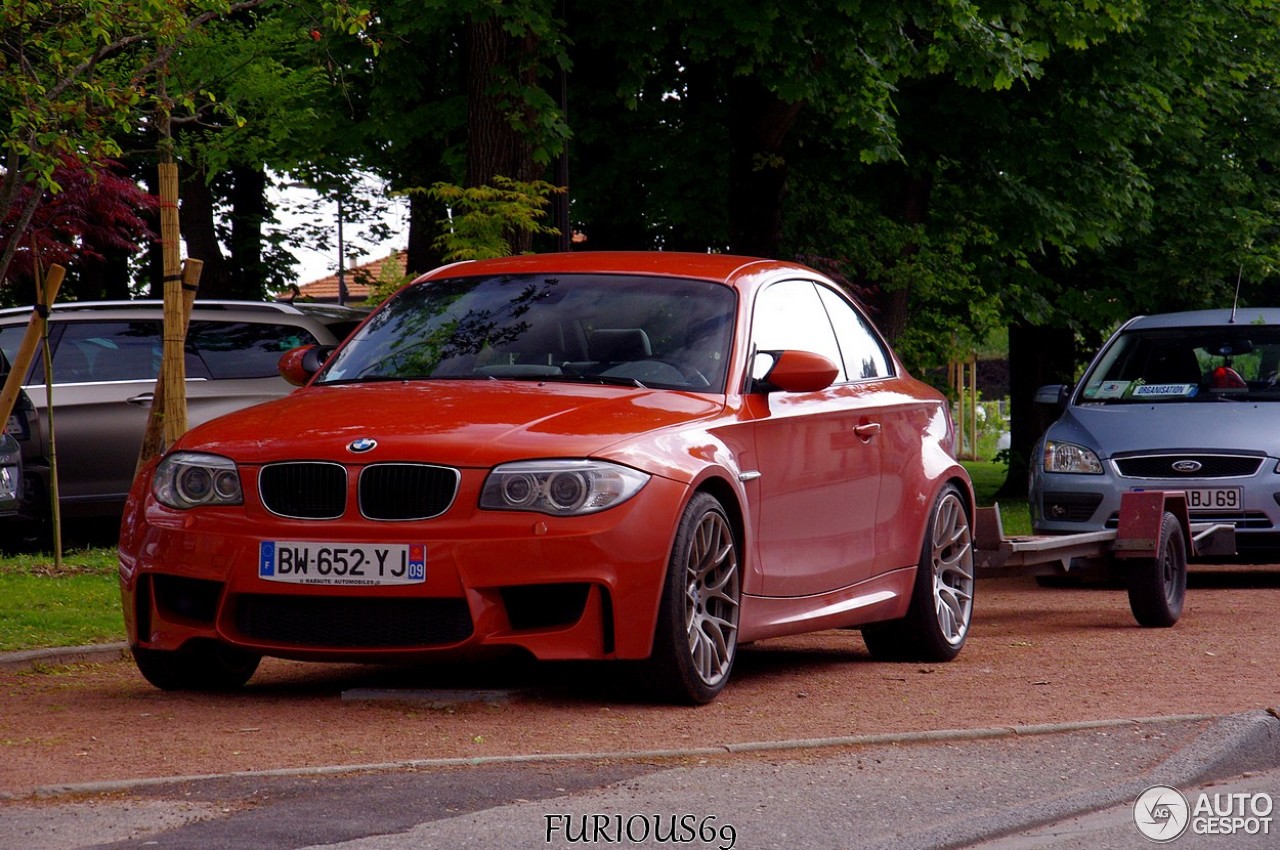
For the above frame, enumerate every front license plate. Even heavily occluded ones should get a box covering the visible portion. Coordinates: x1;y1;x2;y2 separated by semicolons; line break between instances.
259;541;426;586
1182;487;1242;512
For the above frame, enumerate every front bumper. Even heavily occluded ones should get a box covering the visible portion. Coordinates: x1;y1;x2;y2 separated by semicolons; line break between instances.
1031;454;1280;550
119;465;688;664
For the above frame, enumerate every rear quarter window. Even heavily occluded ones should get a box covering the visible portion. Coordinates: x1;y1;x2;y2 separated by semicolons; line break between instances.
189;321;320;379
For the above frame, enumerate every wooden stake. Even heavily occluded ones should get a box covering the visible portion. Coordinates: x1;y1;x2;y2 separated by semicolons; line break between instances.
136;258;203;474
0;265;65;435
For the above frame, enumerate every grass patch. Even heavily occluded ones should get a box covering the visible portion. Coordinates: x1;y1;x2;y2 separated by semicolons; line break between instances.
961;460;1032;536
0;548;124;652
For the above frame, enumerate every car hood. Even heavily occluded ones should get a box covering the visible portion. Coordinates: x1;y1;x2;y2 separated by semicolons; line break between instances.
1052;402;1280;458
173;381;726;468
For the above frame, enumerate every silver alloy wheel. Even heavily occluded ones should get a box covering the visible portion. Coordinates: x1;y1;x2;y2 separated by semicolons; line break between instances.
683;509;740;687
930;490;975;646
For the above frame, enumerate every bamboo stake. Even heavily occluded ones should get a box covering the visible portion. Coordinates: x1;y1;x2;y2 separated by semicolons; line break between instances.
136;258;202;474
0;265;65;431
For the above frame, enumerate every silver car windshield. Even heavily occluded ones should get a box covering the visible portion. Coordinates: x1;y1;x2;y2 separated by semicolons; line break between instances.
1078;326;1280;403
317;273;736;392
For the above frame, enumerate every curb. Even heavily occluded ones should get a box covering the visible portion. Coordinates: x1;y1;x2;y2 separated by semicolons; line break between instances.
5;711;1272;803
0;642;129;672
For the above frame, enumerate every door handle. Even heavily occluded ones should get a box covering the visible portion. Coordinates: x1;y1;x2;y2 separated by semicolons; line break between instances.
854;422;882;440
126;393;155;408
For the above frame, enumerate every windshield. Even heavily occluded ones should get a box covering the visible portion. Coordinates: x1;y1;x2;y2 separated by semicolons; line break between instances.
1078;325;1280;403
317;273;737;392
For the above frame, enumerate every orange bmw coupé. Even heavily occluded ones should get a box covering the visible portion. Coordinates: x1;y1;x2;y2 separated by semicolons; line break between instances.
119;252;976;703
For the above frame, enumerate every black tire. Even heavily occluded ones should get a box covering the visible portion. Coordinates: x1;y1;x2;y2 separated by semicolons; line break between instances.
131;641;261;691
645;493;741;704
1126;512;1187;628
863;484;975;662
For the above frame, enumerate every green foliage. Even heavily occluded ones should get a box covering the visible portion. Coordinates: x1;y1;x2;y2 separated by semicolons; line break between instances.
409;176;564;261
361;256;417;307
0;548;121;652
961;460;1030;535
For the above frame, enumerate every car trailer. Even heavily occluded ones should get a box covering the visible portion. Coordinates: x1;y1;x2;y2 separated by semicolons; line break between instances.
973;490;1237;628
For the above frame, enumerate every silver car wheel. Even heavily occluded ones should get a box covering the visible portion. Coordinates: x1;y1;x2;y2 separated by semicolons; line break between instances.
930;490;975;646
683;507;740;687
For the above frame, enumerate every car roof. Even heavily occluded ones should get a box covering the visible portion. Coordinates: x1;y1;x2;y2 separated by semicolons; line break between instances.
0;300;368;322
1122;308;1280;330
415;251;810;285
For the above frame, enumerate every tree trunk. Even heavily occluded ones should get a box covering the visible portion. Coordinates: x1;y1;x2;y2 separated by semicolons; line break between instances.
405;191;447;277
997;322;1078;499
465;16;541;249
727;76;801;259
228;166;267;299
178;163;231;297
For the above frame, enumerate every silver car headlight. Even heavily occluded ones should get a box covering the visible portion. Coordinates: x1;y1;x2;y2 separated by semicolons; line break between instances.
1042;440;1104;474
480;460;649;516
153;452;244;509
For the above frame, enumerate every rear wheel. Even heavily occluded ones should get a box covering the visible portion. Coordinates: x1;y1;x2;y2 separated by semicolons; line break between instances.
131;641;261;691
645;493;741;704
863;484;975;661
1126;512;1186;628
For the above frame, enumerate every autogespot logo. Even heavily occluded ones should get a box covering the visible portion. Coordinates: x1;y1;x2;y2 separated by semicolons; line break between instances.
1134;785;1191;842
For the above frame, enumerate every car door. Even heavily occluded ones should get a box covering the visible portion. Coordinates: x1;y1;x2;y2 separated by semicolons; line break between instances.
746;278;885;597
813;284;925;572
29;319;174;509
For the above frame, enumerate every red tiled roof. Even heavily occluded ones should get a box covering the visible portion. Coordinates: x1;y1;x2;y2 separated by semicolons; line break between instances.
277;251;408;303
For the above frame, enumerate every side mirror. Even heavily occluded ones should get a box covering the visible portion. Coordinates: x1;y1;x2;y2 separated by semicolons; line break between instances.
278;344;335;387
1034;384;1071;409
757;350;839;394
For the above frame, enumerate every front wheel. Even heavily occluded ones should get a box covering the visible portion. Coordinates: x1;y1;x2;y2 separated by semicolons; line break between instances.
863;484;975;661
131;641;261;691
1126;512;1186;628
644;493;741;704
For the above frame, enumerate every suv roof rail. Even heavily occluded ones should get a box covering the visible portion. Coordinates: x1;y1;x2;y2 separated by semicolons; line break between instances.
0;299;308;317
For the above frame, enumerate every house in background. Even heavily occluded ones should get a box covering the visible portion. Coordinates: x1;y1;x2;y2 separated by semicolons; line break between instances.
275;251;408;305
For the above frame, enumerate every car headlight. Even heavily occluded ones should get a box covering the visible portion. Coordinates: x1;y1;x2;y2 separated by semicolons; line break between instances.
480;460;649;516
153;452;243;509
1042;440;1104;474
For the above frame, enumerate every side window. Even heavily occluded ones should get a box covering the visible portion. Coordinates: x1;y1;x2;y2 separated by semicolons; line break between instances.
53;321;164;384
817;286;892;380
190;321;320;379
0;326;24;378
750;280;845;382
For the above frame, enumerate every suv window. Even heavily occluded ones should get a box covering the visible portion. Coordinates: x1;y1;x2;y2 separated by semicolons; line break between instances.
53;321;168;383
188;321;321;379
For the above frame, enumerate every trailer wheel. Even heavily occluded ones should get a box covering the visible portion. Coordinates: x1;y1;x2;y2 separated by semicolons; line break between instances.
1126;512;1186;628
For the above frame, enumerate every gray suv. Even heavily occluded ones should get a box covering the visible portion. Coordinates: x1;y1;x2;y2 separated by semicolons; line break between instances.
0;300;367;521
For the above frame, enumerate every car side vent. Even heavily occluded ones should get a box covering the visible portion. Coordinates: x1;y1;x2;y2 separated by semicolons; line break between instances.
259;462;347;519
359;463;459;520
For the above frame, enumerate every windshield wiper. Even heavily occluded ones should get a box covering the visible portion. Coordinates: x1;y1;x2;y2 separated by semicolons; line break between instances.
538;373;647;389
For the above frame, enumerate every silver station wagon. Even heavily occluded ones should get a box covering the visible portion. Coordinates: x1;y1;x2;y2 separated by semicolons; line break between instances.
1031;308;1280;555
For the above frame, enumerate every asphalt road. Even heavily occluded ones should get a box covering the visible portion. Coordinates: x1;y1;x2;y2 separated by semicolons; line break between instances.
2;710;1278;850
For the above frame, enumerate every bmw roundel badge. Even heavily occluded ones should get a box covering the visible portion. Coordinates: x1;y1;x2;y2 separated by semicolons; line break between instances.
348;438;378;453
